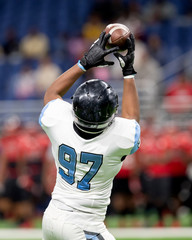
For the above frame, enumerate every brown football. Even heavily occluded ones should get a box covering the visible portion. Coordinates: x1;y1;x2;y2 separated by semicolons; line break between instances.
105;23;131;50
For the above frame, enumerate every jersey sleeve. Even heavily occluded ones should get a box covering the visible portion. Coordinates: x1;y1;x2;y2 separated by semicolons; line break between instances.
39;98;72;129
129;121;140;154
111;117;141;156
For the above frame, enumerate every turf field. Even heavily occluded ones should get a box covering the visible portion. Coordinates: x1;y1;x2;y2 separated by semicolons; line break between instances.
1;228;192;240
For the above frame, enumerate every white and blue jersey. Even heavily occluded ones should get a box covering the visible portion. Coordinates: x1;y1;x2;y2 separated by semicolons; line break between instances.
39;98;140;223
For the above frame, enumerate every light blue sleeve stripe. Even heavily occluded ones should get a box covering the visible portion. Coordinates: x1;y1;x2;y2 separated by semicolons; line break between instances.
130;122;140;154
39;99;57;126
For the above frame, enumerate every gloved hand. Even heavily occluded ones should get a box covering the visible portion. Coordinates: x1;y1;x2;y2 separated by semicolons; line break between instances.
114;33;137;77
78;31;119;71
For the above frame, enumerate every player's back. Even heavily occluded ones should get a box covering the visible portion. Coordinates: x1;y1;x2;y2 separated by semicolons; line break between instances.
39;99;140;221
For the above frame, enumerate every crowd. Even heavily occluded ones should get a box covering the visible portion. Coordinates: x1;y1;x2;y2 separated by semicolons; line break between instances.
110;123;192;219
0;117;55;226
0;0;191;102
0;0;192;227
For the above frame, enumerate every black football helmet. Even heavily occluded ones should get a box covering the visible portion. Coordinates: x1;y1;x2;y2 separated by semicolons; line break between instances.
72;79;118;132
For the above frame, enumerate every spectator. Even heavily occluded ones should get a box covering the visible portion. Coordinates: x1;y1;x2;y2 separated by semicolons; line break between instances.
0;144;7;218
138;124;174;221
0;116;35;225
9;64;37;99
163;72;192;113
2;28;20;62
19;122;50;213
109;154;139;217
42;144;57;199
35;56;62;97
20;28;50;60
67;34;87;62
167;129;191;215
137;122;192;223
82;12;105;43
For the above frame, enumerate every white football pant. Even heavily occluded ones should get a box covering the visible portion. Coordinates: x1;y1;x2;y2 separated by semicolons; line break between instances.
42;201;115;240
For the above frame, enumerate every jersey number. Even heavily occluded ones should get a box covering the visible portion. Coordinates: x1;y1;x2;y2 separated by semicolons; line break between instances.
58;144;103;191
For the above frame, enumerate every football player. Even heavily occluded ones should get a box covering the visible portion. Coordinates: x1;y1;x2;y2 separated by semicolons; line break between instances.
39;31;140;240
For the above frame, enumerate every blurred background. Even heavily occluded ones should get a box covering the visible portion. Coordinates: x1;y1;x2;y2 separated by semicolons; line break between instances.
0;0;192;230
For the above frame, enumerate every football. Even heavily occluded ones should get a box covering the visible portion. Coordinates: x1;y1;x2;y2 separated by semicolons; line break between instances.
105;23;131;50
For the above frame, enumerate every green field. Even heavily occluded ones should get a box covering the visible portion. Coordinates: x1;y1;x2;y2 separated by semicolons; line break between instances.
1;226;192;240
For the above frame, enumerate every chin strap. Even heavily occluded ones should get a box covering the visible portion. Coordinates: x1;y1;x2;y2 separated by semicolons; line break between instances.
74;123;105;134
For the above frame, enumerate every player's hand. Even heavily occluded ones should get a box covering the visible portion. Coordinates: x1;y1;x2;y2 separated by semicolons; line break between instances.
114;33;137;77
78;31;119;71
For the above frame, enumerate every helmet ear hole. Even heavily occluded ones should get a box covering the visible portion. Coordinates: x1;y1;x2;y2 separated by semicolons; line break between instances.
72;79;118;130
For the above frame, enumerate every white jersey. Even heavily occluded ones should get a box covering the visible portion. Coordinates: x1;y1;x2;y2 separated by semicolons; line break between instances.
39;98;140;222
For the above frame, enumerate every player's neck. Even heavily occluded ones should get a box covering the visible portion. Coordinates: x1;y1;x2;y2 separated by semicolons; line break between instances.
73;123;103;140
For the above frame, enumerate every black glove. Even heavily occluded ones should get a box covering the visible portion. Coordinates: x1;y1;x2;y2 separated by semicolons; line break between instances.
78;32;119;71
114;33;137;77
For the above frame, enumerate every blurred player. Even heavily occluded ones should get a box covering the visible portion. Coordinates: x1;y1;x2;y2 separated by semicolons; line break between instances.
39;31;140;240
0;117;35;224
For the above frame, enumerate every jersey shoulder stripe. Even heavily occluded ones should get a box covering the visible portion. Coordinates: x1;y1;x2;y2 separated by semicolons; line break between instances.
130;121;140;154
39;99;72;128
39;99;58;126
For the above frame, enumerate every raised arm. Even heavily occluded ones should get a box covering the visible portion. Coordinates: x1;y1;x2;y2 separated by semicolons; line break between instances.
44;64;83;105
43;32;119;106
121;77;140;122
114;34;140;123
